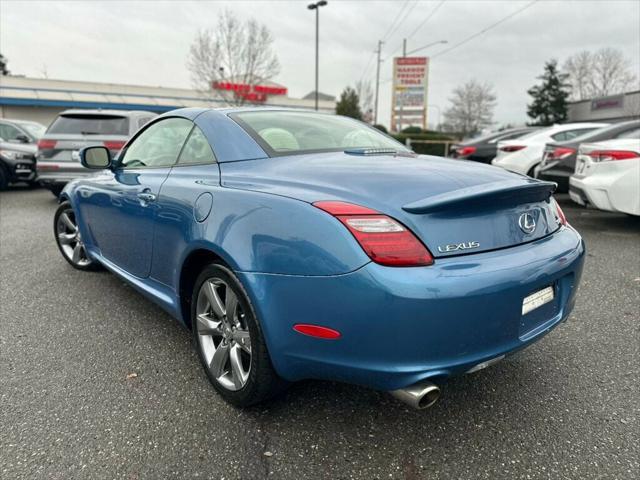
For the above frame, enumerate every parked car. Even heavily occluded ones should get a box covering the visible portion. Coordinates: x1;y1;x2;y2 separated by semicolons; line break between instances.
0;119;46;190
536;120;640;192
54;108;584;409
449;127;538;163
569;138;640;216
37;109;157;196
492;123;607;176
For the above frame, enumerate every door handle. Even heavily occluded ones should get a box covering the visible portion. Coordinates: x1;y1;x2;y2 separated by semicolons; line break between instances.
137;192;156;203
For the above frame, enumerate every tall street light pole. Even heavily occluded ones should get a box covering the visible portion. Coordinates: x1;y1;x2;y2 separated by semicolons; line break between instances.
308;1;327;111
373;40;383;125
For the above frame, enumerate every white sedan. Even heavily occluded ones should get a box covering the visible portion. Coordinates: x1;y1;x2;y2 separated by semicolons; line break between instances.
569;138;640;216
492;123;607;176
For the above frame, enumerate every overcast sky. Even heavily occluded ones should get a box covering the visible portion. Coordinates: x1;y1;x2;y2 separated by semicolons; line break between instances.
1;0;639;128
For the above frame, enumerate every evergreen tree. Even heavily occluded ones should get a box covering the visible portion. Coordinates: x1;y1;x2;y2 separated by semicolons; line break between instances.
527;60;570;125
335;87;363;120
0;54;9;75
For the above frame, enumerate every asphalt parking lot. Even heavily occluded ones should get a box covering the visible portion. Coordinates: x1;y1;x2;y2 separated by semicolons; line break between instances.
1;187;638;480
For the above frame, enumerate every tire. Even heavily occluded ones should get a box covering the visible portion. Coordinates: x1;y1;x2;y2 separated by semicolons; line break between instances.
0;166;8;191
53;201;100;271
48;185;64;197
192;263;286;407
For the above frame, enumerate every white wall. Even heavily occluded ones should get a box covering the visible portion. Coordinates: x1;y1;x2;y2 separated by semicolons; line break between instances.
0;105;61;127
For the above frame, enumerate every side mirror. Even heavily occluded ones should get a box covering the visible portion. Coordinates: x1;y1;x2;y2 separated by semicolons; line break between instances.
80;146;112;169
15;134;30;144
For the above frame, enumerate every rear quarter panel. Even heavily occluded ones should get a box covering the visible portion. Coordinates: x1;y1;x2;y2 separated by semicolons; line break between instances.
152;167;372;290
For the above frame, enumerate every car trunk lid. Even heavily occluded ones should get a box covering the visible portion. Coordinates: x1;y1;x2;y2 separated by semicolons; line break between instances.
220;152;561;258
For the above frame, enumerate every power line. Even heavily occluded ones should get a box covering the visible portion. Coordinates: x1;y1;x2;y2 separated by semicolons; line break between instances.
381;0;411;42
387;0;446;58
406;0;447;40
431;0;540;59
385;1;420;46
358;51;376;83
358;0;410;84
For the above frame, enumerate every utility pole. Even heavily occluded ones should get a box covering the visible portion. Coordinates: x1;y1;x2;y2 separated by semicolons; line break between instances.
373;40;383;125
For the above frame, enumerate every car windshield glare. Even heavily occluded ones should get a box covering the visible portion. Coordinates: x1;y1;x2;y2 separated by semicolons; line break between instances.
233;111;409;156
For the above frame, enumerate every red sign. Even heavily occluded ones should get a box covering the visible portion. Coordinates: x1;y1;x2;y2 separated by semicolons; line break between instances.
396;57;427;66
212;81;287;102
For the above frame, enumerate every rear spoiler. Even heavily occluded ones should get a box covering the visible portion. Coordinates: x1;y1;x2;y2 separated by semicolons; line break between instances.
402;179;557;214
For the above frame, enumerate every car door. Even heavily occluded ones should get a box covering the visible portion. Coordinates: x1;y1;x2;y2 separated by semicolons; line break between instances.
77;117;193;278
148;124;221;286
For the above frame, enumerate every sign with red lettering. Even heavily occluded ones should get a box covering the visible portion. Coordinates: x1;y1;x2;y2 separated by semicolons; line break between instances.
391;57;429;131
212;82;287;102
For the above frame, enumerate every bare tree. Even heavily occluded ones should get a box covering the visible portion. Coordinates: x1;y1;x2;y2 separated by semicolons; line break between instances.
186;10;280;105
564;48;638;100
442;80;496;137
355;80;374;123
563;51;593;100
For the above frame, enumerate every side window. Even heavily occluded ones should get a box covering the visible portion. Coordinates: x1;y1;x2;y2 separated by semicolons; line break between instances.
616;127;640;139
0;123;22;141
120;118;192;169
177;126;216;165
562;128;596;141
551;131;567;141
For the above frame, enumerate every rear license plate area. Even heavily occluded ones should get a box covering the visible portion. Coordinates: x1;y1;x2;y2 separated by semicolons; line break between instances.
519;285;559;338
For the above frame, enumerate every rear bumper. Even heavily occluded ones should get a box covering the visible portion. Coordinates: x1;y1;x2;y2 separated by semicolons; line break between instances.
36;161;91;186
238;226;585;391
569;162;640;215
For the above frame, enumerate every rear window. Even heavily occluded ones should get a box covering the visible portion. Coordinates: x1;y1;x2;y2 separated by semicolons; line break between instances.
232;111;408;156
48;114;129;135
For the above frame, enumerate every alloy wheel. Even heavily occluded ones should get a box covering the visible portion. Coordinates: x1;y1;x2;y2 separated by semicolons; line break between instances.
196;278;252;391
55;207;92;267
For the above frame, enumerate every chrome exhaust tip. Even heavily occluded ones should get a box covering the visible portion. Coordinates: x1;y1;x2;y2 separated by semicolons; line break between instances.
390;381;441;410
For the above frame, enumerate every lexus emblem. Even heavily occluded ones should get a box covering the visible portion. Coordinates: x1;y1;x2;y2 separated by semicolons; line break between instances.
518;213;536;234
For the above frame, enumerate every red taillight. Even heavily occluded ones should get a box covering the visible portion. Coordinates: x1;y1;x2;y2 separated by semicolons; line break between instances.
293;324;341;339
313;201;434;267
37;139;57;149
458;146;477;157
587;150;639;162
552;197;567;226
103;140;126;150
500;145;525;153
551;147;576;160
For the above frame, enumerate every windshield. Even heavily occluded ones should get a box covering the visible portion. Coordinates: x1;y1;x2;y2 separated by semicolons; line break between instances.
232;111;408;156
17;122;46;139
48;114;129;136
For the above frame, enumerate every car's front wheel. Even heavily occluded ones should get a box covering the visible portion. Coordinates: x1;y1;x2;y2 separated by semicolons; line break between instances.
192;264;286;407
54;201;99;271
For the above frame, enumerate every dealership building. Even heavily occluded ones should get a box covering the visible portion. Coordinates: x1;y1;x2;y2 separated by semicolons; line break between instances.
0;75;335;126
567;90;640;123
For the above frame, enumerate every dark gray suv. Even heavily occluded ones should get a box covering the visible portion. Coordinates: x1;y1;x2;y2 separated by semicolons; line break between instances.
36;109;157;196
0;119;46;190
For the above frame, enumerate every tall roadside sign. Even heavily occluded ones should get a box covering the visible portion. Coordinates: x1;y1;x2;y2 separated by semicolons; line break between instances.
391;57;429;132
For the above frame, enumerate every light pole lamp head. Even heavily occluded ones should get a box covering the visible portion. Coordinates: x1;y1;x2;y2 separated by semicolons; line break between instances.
308;1;327;9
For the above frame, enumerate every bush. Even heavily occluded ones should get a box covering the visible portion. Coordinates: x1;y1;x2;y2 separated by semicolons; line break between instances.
372;124;388;133
392;132;458;156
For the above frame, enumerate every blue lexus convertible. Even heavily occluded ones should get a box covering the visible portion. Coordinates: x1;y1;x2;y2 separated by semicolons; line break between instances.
54;108;585;409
